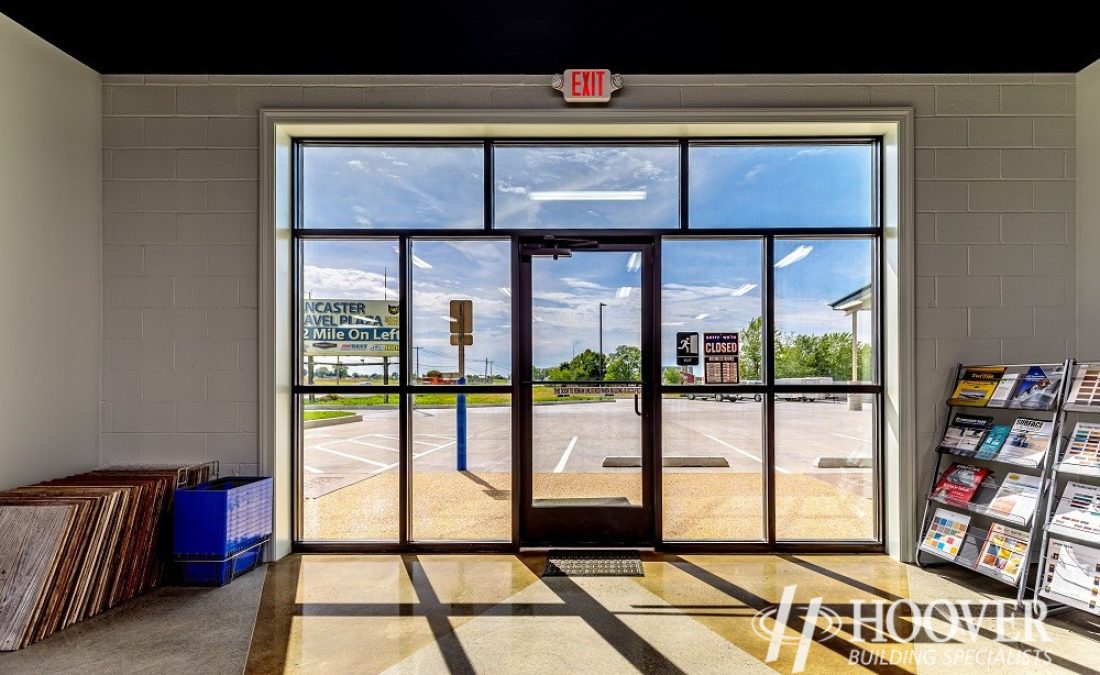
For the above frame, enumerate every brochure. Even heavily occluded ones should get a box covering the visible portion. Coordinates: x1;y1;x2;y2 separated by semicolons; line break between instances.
931;464;990;505
977;523;1030;583
1050;482;1100;541
997;418;1053;466
987;472;1043;524
949;366;1006;407
1005;364;1064;410
988;374;1020;408
939;415;993;456
974;424;1010;460
921;508;972;561
1067;364;1100;410
1061;422;1100;474
1041;539;1100;612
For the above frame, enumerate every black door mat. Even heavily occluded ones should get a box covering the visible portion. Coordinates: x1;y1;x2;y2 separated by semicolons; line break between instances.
542;550;644;577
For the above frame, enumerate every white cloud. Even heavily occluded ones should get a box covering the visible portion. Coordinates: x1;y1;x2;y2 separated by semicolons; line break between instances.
303;265;388;298
793;147;829;159
562;277;608;291
496;182;528;195
351;205;373;226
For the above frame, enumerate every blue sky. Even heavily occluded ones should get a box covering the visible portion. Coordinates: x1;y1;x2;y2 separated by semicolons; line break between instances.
300;144;874;378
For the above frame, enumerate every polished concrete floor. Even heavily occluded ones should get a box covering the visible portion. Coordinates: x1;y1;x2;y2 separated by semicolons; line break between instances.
245;554;1100;675
4;553;1099;674
0;564;265;674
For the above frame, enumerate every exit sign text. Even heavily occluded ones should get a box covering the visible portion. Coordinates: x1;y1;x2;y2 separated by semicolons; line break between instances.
553;69;622;103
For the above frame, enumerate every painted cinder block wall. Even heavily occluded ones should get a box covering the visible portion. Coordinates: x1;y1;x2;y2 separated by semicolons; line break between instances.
99;74;1078;500
0;16;102;491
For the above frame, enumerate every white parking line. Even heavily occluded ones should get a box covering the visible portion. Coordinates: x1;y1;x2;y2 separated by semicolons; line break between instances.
830;432;871;443
347;439;398;452
703;433;791;474
303;465;322;474
313;446;391;468
413;440;455;459
554;436;578;473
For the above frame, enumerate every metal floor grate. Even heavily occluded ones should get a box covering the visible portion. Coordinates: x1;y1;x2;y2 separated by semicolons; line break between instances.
542;550;644;577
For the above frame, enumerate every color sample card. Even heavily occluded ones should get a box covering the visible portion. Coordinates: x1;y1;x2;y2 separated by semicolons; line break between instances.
977;523;1029;583
1041;539;1100;612
921;508;972;561
1062;422;1100;475
1050;482;1100;541
1068;365;1100;410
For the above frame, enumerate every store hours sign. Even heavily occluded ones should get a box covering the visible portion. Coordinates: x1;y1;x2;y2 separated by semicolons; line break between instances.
703;332;739;384
302;299;399;356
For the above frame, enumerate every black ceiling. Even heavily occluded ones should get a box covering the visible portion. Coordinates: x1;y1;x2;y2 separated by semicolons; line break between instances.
3;3;1099;75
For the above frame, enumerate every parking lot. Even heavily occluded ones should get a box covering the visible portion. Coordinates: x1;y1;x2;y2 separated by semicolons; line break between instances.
301;396;875;541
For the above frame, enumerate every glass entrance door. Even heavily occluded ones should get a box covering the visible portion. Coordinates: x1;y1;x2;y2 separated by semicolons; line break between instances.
518;240;655;545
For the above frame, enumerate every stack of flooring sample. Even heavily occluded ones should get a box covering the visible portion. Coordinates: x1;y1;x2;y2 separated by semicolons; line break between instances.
0;465;212;651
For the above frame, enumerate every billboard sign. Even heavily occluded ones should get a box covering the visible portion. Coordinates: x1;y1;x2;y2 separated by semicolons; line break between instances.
302;299;399;357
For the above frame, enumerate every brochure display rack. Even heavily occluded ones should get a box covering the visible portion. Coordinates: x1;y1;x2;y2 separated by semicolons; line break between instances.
915;361;1071;609
1035;360;1100;616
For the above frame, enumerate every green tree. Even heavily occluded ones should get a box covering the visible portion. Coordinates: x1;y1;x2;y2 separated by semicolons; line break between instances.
548;349;605;381
736;314;870;383
662;366;684;385
738;316;765;381
425;369;443;379
604;345;641;381
333;364;350;378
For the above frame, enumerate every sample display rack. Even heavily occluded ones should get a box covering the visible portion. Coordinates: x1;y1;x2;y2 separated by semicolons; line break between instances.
914;361;1072;610
1035;359;1100;617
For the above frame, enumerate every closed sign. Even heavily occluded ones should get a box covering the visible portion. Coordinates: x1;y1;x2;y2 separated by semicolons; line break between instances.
703;332;739;384
704;333;739;355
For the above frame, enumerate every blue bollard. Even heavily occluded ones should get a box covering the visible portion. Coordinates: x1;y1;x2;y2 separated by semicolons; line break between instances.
456;376;467;471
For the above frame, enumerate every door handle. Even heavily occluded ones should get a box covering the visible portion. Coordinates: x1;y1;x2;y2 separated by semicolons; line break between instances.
634;392;642;417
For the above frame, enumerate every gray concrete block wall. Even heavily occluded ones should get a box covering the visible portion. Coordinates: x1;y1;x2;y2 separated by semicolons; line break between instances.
99;73;1077;479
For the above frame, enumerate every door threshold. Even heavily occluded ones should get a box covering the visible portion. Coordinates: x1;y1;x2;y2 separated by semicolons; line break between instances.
520;546;656;552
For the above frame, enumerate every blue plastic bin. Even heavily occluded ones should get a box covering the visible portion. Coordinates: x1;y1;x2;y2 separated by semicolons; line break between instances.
177;539;266;587
172;476;273;559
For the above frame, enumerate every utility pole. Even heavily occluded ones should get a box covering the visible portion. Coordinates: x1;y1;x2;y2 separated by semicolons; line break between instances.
307;355;315;402
415;346;421;381
449;300;473;471
599;302;607;377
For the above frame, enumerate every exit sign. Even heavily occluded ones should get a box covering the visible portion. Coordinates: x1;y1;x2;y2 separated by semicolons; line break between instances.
552;69;623;103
